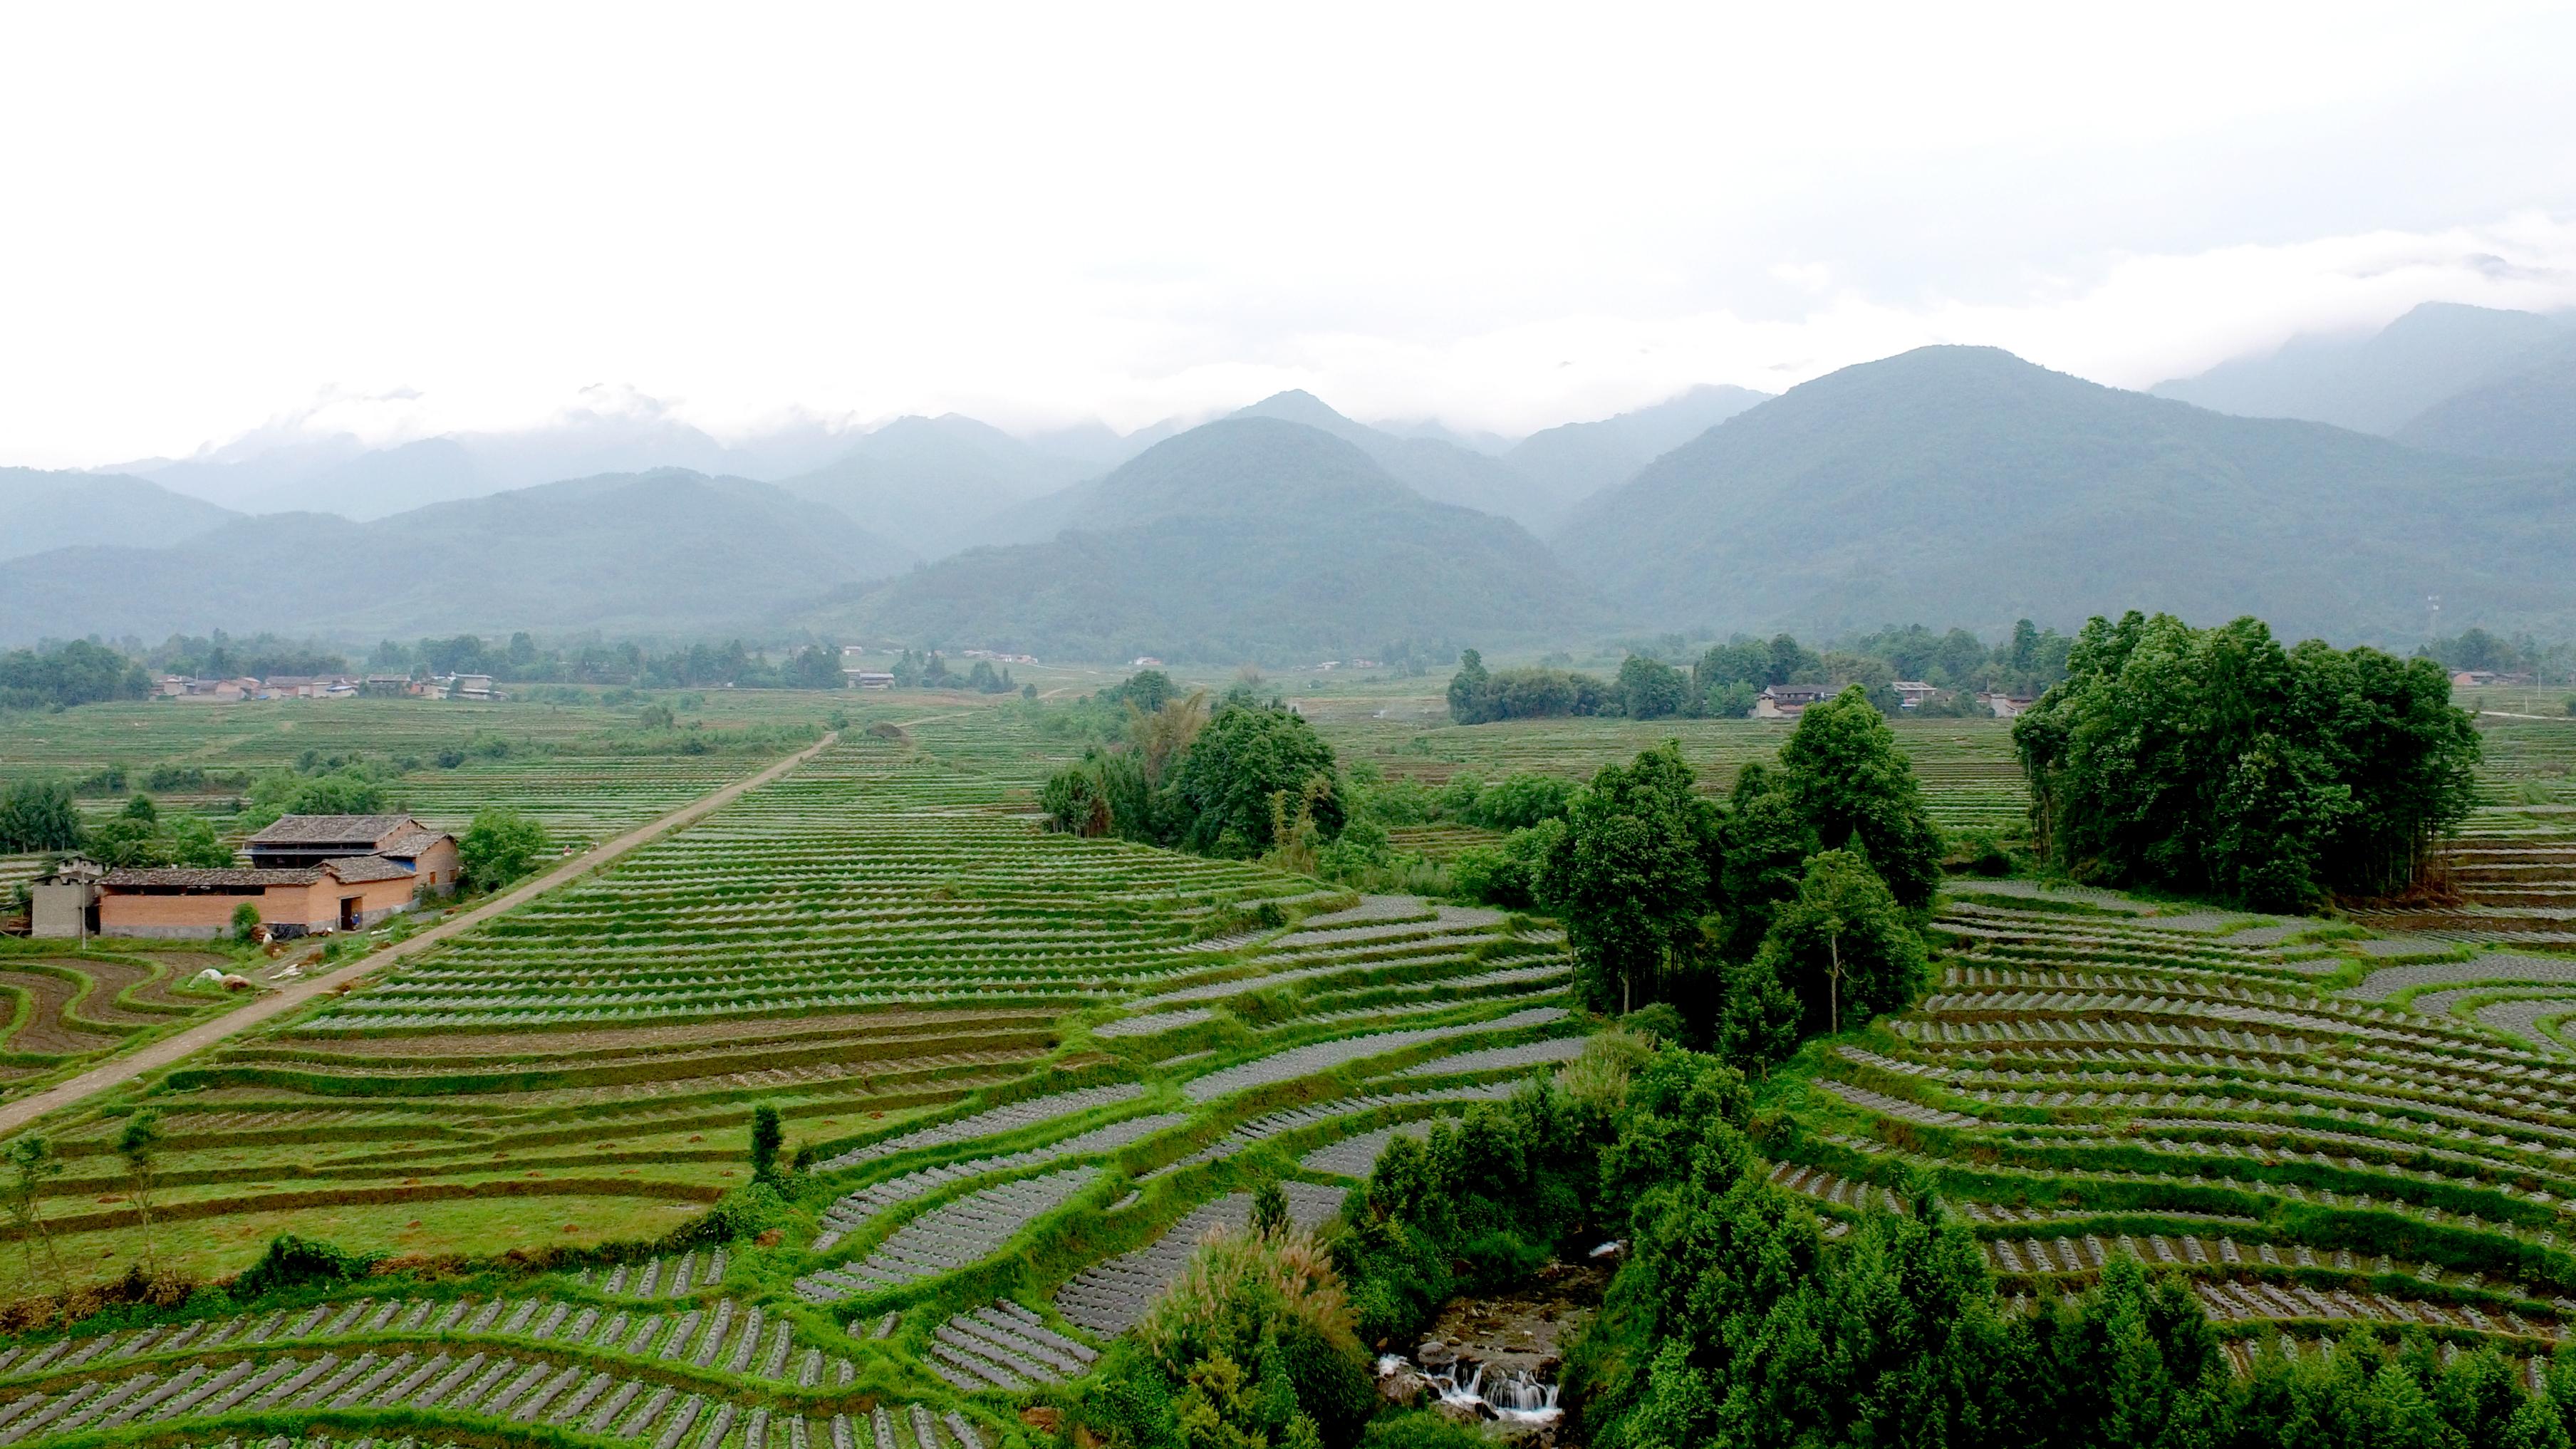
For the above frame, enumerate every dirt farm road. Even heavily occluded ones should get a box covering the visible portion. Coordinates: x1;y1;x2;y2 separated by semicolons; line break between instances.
0;731;838;1140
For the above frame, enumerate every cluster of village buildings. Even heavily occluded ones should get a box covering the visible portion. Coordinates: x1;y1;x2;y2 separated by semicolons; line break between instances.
1751;682;2036;720
152;672;502;702
31;814;461;941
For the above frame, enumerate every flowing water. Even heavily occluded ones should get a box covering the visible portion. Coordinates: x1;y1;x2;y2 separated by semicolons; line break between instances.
1382;1354;1563;1425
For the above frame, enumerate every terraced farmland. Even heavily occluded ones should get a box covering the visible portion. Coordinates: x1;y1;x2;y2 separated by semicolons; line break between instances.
1766;880;2576;1368
2354;720;2576;951
1309;713;2027;831
0;942;252;1101
0;726;1588;1448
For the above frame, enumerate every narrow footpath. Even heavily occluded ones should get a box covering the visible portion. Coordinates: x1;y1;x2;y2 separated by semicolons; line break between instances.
0;731;838;1138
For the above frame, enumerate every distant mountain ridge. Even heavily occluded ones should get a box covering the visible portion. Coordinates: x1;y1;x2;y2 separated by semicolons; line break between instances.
1225;391;1566;531
2151;302;2572;437
821;416;1610;662
0;469;912;644
776;414;1101;559
1558;345;2576;641
1509;383;1772;532
0;468;240;561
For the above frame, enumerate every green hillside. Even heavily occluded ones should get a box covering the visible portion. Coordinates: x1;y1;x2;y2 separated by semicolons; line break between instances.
0;469;915;644
819;417;1610;662
1554;346;2576;642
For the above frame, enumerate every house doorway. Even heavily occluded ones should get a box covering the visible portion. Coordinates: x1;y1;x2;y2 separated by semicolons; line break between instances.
340;895;362;931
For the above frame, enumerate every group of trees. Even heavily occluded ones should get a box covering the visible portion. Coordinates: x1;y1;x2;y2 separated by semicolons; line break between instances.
1561;1044;2576;1449
1089;1034;2576;1449
152;632;350;682
886;649;1023;693
76;795;234;868
5;630;897;709
1446;622;2074;725
2422;625;2576;682
1;781;238;863
0;779;85;852
0;640;150;712
2017;613;2482;910
1042;674;1349;861
1445;650;1616;724
371;633;851;691
1534;691;1939;1064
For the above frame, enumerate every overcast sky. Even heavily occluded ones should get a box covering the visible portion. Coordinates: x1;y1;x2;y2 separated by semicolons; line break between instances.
4;1;2575;467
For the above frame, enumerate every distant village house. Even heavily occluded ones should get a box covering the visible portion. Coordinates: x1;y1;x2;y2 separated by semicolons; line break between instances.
1752;683;1832;720
36;814;460;940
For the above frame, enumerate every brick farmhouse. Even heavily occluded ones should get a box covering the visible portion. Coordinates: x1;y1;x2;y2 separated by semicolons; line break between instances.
84;814;460;940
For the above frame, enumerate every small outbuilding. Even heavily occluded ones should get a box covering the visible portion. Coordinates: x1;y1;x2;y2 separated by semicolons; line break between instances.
28;856;108;939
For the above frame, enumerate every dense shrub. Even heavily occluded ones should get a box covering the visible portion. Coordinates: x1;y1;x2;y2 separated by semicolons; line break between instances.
1449;820;1562;909
1334;1073;1618;1346
231;1234;375;1297
1079;1223;1376;1449
458;806;549;890
1467;773;1575;831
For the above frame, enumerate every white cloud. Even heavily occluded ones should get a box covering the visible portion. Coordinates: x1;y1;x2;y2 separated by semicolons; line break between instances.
0;1;2572;464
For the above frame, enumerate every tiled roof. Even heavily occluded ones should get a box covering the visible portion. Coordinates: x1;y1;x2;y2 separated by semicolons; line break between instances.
244;814;416;846
380;829;450;858
320;855;415;883
103;866;325;888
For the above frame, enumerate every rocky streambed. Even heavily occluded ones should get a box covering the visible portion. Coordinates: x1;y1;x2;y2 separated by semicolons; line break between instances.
1376;1260;1609;1447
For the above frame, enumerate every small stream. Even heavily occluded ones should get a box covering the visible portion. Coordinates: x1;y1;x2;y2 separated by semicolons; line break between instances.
1381;1354;1564;1426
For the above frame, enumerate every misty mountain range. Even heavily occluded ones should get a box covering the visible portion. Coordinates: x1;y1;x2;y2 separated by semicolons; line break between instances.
2;302;2571;655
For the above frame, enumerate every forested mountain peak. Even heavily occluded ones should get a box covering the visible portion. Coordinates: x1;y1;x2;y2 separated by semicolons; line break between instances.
1554;344;2576;642
812;412;1609;663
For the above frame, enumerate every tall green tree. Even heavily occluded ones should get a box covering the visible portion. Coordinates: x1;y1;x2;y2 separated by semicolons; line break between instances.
1539;743;1718;1015
749;1103;784;1184
1447;650;1492;724
4;1136;67;1298
117;1111;165;1279
1753;849;1926;1035
1775;686;1943;910
165;814;235;868
1713;763;1817;960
